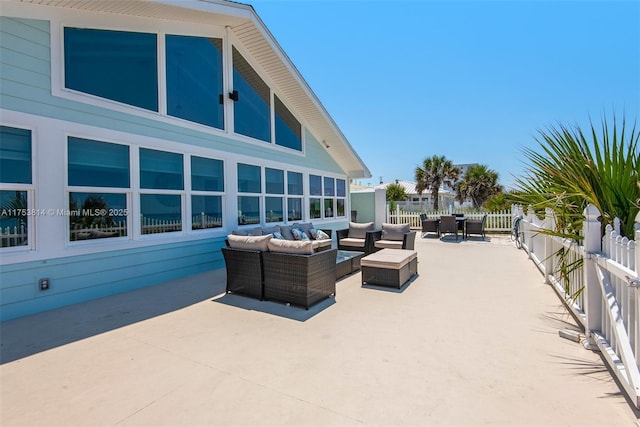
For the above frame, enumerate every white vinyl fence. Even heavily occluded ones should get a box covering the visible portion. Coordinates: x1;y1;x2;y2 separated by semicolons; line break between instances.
514;204;640;408
387;206;512;232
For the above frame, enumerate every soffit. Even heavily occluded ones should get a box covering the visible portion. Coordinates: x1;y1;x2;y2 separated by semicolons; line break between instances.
13;0;371;179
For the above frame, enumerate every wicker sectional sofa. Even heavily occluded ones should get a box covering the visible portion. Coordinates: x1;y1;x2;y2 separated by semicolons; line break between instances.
222;232;337;309
232;222;332;252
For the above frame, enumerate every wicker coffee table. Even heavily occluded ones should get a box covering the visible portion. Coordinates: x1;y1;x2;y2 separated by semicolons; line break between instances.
336;250;365;279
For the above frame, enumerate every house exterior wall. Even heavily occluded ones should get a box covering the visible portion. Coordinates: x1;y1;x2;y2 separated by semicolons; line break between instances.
0;8;357;320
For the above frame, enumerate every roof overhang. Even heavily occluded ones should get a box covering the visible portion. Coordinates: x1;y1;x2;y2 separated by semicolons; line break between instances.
9;0;371;179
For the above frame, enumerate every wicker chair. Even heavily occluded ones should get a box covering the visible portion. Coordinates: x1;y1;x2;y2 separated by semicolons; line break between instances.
439;215;459;240
465;214;487;239
221;246;264;300
336;227;381;254
262;248;338;309
420;214;440;237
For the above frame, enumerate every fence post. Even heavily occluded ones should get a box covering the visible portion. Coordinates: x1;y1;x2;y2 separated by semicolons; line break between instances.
583;203;603;349
543;208;556;284
636;213;640;274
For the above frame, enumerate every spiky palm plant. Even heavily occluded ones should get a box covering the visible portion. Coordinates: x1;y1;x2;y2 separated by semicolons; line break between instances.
513;114;639;239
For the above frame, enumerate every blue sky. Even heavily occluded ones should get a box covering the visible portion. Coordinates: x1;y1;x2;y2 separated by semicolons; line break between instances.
249;0;640;189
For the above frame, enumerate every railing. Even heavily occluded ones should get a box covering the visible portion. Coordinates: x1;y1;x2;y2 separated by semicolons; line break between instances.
0;224;27;247
513;204;640;407
386;207;512;232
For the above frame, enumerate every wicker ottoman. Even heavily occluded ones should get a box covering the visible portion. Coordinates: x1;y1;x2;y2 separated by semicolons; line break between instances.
360;248;418;289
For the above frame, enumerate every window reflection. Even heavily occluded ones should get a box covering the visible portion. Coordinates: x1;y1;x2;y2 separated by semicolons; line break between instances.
232;47;271;142
64;27;158;111
274;95;301;150
166;35;224;129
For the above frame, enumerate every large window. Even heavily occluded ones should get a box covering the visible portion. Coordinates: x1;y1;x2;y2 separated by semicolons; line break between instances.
287;171;303;222
336;178;346;217
64;28;158;111
191;156;224;230
309;174;322;219
265;168;284;223
274;95;302;151
67;137;130;241
232;47;271;142
139;148;183;234
166;35;224;129
0;126;32;248
308;174;346;220
237;163;261;225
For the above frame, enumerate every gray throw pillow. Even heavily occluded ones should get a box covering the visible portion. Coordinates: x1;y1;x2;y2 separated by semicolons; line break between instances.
279;225;294;240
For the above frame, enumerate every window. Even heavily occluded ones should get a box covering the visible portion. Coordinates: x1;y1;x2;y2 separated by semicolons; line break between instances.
287;171;303;222
67;137;130;241
64;28;158;111
0;126;31;248
166;35;224;129
191;156;224;230
232;47;271;142
309;174;322;219
336;179;346;217
0;127;31;185
309;175;322;196
265;168;284;223
308;175;347;220
237;163;261;225
323;177;335;218
139;148;183;234
274;95;302;151
309;198;321;220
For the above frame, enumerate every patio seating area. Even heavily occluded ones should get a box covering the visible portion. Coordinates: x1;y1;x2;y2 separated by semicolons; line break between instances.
1;235;638;426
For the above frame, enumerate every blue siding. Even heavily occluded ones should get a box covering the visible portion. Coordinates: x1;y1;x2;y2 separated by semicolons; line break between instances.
1;238;226;321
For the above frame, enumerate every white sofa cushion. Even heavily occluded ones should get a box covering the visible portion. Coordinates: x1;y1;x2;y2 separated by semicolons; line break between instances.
267;238;314;254
227;234;272;251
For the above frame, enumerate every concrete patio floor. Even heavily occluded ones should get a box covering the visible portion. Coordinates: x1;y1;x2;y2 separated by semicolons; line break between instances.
1;235;639;426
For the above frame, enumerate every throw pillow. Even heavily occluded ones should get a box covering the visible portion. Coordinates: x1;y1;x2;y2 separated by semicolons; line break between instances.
308;228;319;240
262;225;280;235
292;222;313;236
291;228;302;240
273;231;285;239
279;225;294;240
292;228;309;241
316;229;330;240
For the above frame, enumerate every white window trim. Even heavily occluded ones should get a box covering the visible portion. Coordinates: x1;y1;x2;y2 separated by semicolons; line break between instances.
52;18;307;157
0;124;36;253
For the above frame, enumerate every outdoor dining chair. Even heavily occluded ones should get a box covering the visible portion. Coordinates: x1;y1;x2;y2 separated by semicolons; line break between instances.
439;215;459;240
465;214;487;239
420;214;440;237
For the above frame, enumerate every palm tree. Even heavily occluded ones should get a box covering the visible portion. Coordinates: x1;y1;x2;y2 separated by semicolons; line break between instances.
385;181;409;212
513;114;639;239
455;164;504;209
385;181;408;202
415;155;460;210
